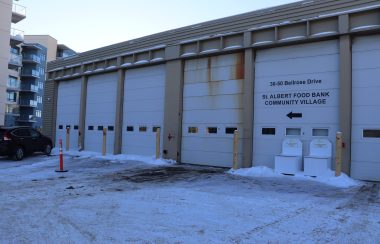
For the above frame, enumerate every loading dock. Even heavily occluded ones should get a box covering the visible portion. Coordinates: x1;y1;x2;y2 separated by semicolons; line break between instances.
122;65;166;156
85;73;117;153
55;78;81;150
181;53;244;167
351;35;380;181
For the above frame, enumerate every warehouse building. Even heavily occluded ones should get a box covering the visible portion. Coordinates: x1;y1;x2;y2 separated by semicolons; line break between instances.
46;0;380;181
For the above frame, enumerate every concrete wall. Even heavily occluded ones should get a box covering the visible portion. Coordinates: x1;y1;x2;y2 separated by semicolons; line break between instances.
0;0;12;125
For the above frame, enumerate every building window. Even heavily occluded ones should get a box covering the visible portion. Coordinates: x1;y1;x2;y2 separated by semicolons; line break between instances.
10;47;19;54
108;126;114;131
139;126;147;132
7;76;19;88
37;96;42;103
7;92;17;102
38;82;44;89
35;110;42;118
152;126;161;132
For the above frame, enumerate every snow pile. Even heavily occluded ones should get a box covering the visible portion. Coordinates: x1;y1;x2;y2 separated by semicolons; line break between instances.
51;148;176;166
228;166;361;188
229;166;279;177
307;171;360;188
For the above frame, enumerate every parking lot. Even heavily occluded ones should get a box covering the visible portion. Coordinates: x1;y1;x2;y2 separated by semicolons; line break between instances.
1;153;379;243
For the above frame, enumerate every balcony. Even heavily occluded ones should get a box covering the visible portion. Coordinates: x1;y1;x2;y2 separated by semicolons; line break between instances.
7;78;20;91
8;53;22;68
17;114;36;123
12;3;26;24
19;99;37;108
6;105;20;116
21;69;40;78
23;54;41;64
6;98;18;105
10;28;24;45
20;84;38;93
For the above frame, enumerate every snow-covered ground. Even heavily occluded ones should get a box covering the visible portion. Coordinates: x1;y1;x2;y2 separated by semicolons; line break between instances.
0;151;379;243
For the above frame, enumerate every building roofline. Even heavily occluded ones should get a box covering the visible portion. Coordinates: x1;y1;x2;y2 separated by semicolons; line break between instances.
24;34;58;41
47;0;380;70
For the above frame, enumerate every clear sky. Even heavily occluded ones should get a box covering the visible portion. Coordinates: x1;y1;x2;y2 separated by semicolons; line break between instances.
16;0;300;53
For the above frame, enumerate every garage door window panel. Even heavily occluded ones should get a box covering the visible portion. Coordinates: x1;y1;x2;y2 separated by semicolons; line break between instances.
226;127;237;134
188;127;198;134
126;126;134;132
312;128;329;137
363;129;380;138
262;128;276;135
286;128;301;136
207;127;218;134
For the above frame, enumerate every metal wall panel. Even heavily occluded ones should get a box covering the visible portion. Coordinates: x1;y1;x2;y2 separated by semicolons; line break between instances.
181;53;244;167
253;40;340;168
85;72;117;153
351;34;380;181
122;65;166;156
55;78;82;150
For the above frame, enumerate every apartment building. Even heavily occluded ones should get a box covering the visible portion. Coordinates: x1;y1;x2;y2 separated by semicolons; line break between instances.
0;0;26;125
46;0;380;181
15;43;47;128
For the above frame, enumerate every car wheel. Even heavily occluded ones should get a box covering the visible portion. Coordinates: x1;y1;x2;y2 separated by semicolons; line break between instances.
44;144;52;155
13;147;24;161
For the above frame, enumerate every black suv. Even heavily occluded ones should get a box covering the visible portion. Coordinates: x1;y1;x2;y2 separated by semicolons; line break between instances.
0;126;52;160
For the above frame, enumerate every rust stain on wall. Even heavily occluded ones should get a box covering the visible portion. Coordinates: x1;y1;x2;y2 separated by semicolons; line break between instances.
207;57;212;82
236;52;245;80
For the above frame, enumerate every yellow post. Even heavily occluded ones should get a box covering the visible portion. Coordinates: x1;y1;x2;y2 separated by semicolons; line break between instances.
335;132;342;177
102;127;107;156
65;127;70;151
156;128;161;159
233;130;239;170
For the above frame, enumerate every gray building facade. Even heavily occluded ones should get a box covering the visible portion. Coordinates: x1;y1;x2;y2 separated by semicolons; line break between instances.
45;0;380;181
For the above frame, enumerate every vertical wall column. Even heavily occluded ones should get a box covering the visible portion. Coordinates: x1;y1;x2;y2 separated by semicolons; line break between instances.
339;15;352;174
163;46;184;161
78;75;88;150
242;48;255;168
42;78;58;144
114;62;125;154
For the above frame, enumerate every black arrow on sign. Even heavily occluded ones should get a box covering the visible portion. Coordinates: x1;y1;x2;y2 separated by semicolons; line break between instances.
287;112;303;119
